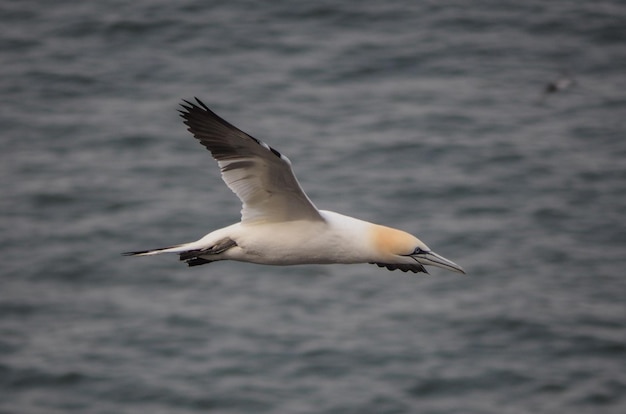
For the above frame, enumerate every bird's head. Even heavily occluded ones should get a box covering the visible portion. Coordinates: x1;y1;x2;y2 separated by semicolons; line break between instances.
370;225;465;274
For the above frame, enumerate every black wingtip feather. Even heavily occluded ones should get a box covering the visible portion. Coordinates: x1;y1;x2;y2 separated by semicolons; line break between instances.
178;98;209;115
194;97;210;111
186;258;214;267
370;262;429;274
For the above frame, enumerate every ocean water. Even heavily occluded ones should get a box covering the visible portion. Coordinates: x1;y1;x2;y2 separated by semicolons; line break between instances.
1;1;625;413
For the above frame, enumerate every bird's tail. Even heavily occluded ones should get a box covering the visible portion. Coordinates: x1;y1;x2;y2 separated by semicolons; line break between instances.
122;237;237;267
122;244;216;267
122;244;189;257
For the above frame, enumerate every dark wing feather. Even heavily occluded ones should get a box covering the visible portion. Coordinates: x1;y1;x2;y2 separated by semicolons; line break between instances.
179;98;323;224
370;262;429;274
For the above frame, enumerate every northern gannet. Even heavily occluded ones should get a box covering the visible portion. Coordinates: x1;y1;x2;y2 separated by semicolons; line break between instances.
123;98;465;274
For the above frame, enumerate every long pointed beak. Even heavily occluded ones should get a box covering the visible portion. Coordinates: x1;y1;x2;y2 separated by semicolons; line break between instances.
413;251;466;274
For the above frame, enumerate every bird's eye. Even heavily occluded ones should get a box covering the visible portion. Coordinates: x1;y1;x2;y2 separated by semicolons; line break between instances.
413;247;423;255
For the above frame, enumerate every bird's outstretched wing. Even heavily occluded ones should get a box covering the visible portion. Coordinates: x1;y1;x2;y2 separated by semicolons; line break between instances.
179;98;324;224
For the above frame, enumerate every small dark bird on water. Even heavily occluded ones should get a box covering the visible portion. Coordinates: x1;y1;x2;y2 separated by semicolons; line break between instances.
540;73;576;102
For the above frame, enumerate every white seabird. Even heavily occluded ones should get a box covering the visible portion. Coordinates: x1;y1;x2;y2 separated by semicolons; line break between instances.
124;98;465;274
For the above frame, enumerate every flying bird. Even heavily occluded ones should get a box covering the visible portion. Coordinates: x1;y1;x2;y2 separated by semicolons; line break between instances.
123;99;465;274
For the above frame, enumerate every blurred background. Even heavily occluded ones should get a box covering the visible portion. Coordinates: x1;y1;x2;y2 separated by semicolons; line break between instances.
1;1;625;413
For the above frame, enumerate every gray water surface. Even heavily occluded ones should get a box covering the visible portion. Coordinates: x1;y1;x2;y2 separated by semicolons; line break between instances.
2;1;625;413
